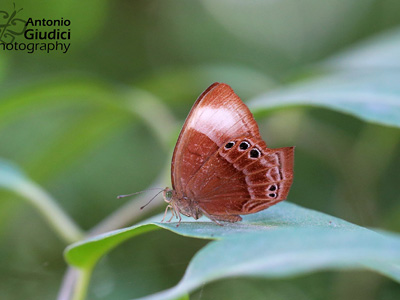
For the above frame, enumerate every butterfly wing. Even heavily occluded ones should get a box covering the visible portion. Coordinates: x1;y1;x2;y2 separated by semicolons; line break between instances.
186;135;293;219
171;82;294;222
171;83;263;198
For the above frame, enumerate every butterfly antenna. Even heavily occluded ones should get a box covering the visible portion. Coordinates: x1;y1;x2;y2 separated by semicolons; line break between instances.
117;188;163;199
140;189;164;210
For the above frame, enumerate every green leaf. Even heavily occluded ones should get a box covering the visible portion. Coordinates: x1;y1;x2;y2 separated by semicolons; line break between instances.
247;27;400;128
324;27;400;70
249;71;400;128
140;228;400;300
64;202;349;267
64;202;400;299
173;295;190;300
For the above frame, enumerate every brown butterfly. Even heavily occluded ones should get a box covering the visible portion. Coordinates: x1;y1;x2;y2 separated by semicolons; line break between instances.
162;82;294;226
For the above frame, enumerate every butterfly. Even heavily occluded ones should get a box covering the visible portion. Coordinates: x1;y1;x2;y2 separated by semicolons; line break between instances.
162;82;294;226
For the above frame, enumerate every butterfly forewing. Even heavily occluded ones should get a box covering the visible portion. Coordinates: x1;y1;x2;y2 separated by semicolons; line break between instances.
171;83;263;197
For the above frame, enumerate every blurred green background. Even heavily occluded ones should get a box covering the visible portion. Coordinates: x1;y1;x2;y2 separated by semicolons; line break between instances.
1;0;400;299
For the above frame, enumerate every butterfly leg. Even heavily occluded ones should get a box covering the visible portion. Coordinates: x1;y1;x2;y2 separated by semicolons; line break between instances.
176;213;182;227
208;216;223;226
162;205;174;222
199;209;223;226
210;218;222;226
167;208;175;222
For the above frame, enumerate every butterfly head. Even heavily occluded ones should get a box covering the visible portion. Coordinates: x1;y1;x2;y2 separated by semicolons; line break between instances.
161;187;186;226
162;187;175;203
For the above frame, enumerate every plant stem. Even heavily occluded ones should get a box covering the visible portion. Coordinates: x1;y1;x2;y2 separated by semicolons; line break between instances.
14;180;84;244
71;267;93;300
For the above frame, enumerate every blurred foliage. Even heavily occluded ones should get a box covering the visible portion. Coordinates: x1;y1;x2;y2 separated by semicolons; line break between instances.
1;0;400;300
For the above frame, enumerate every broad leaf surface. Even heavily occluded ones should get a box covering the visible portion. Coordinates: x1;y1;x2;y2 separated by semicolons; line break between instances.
249;27;400;128
324;27;400;70
65;202;400;299
249;71;400;128
139;228;400;300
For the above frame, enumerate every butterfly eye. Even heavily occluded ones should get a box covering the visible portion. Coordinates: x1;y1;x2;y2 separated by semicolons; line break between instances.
166;190;173;200
268;193;277;198
225;141;235;149
239;141;250;150
249;148;260;158
268;184;277;191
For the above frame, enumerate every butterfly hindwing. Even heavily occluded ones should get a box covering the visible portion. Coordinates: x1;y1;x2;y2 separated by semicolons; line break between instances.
186;136;294;219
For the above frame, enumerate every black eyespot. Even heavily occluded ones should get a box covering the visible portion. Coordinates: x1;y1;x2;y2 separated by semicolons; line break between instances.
268;193;277;198
239;141;250;150
249;148;260;158
225;141;235;149
268;185;277;191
